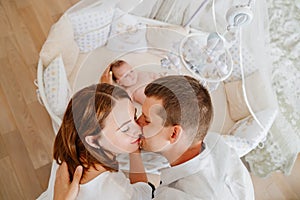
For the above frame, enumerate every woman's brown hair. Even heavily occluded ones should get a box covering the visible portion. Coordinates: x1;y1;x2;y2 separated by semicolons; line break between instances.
53;83;130;181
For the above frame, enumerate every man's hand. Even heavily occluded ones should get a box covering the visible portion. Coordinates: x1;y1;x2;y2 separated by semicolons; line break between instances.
54;162;83;200
100;65;113;84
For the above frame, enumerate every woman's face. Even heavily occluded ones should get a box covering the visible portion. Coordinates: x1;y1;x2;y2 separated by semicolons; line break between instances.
97;98;141;154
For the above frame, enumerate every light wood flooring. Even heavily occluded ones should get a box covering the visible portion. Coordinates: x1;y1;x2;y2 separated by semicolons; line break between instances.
0;0;299;199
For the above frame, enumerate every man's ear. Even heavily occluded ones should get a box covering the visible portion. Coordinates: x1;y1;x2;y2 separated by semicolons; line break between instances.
169;125;182;144
85;135;100;149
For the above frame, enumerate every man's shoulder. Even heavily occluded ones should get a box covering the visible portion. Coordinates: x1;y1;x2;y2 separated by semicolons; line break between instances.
203;132;227;150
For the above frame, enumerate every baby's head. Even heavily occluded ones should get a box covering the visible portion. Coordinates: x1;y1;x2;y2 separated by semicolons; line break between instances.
109;60;138;87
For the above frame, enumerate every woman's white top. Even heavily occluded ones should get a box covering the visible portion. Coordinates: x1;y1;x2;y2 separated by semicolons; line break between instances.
37;162;152;200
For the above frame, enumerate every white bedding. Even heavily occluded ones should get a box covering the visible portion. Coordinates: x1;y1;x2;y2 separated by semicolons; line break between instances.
244;0;300;177
37;0;298;177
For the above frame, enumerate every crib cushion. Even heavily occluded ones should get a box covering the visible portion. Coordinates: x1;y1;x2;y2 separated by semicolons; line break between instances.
228;108;277;150
106;8;147;52
43;55;70;116
123;0;159;18
224;79;250;122
40;15;79;77
224;44;257;83
147;24;189;51
68;3;114;53
222;135;252;157
209;82;235;134
224;70;275;121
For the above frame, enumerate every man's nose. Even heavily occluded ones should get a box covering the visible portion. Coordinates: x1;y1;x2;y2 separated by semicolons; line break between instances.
136;115;146;127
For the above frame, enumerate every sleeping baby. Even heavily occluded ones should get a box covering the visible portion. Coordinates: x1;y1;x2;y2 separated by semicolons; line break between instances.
101;60;161;104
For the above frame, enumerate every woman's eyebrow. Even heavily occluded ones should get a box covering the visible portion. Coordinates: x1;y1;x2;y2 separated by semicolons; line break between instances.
117;120;131;130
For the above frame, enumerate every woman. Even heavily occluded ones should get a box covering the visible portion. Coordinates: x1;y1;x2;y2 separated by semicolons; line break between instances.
38;83;153;200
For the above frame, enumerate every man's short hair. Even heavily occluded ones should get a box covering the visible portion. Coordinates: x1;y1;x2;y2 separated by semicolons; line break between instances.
144;75;213;142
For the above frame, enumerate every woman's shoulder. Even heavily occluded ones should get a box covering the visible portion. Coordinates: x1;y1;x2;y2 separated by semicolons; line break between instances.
107;170;126;177
97;171;136;198
77;171;131;199
79;170;152;200
81;170;127;185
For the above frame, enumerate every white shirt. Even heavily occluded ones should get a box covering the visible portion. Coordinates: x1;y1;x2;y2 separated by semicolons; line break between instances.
77;171;152;200
154;132;254;200
37;162;152;200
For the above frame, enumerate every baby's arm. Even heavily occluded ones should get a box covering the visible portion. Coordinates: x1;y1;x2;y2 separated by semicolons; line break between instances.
138;71;161;82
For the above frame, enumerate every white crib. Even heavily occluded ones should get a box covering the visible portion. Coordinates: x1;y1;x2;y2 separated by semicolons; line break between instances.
35;0;280;199
35;0;278;182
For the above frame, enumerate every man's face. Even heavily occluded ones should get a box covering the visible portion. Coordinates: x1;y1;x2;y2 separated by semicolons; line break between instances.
137;96;173;152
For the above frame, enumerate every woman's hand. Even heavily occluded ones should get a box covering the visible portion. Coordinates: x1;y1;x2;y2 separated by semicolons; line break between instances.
54;162;83;200
100;65;113;84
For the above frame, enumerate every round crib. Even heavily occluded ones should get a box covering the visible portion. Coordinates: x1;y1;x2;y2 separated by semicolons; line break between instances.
35;2;279;197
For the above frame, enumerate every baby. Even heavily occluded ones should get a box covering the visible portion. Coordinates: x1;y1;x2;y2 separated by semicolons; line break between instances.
107;60;161;105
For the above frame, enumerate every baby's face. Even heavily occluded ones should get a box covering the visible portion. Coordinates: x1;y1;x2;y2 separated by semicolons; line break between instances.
113;63;138;87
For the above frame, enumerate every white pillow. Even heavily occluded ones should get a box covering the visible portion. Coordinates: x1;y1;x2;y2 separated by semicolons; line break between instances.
224;43;257;83
224;70;275;121
153;1;192;25
228;108;278;149
224;78;250;121
68;3;114;52
44;55;70;116
147;24;189;52
106;8;147;52
40;15;79;77
122;0;159;18
222;135;253;157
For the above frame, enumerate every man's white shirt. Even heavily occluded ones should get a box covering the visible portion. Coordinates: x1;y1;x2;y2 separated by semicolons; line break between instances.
154;132;254;200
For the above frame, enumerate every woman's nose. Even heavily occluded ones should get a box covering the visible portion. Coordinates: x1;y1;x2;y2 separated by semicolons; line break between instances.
130;122;142;137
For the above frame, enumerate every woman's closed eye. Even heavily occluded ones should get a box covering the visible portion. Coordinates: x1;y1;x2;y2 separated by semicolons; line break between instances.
120;126;130;132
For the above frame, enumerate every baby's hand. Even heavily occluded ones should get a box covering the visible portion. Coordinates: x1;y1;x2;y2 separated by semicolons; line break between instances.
100;66;113;84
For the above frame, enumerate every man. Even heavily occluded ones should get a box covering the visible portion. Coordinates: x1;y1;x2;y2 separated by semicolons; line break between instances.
54;75;254;199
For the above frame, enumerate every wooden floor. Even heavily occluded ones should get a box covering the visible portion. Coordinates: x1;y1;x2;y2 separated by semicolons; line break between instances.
0;0;299;199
